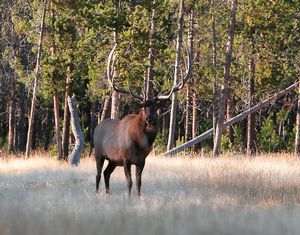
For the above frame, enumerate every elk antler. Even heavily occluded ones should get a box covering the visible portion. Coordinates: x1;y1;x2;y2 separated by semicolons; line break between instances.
154;41;193;101
107;44;143;101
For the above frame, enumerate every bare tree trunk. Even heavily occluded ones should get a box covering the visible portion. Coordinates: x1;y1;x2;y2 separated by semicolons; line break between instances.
68;95;84;166
62;69;72;160
185;7;194;143
185;84;192;142
295;78;300;156
100;95;111;123
111;0;120;119
111;92;120;119
25;0;47;157
213;0;237;157
163;81;299;156
246;45;256;156
53;92;62;159
167;0;185;151
211;0;218;136
191;90;198;152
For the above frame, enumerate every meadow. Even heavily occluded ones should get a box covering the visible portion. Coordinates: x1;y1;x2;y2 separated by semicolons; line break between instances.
1;153;300;235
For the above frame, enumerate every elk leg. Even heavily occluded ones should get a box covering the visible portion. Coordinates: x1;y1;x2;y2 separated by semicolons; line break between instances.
123;160;132;195
96;157;105;193
136;161;145;196
104;161;116;194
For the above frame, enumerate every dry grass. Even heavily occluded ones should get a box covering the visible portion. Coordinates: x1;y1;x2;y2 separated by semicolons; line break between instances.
1;153;300;235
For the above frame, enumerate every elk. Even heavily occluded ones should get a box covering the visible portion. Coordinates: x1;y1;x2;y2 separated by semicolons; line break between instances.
93;44;192;196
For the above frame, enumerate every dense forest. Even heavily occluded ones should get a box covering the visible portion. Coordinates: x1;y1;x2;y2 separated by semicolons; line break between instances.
1;0;300;159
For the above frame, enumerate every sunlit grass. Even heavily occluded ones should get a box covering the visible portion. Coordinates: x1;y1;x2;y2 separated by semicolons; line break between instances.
1;153;300;235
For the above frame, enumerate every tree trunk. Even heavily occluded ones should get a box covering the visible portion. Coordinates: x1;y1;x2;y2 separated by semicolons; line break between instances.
111;91;120;119
295;79;300;156
110;0;120;119
167;0;185;151
246;46;256;156
8;98;15;152
191;90;198;152
53;92;62;159
62;68;73;160
213;0;237;157
18;83;26;152
100;95;111;123
163;81;299;156
185;7;194;143
68;95;84;166
211;0;218;136
226;91;234;146
44;107;51;150
185;84;192;142
25;0;47;157
89;101;97;151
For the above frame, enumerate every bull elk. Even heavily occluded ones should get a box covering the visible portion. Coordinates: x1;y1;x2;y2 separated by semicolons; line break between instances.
93;44;192;196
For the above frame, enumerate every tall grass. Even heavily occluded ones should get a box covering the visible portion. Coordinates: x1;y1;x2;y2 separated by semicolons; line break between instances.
0;153;300;235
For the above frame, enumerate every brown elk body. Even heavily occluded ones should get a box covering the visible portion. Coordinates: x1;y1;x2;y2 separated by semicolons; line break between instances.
94;43;191;196
94;103;157;196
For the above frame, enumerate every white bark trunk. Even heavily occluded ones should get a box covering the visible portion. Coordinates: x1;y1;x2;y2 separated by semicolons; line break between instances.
68;95;85;166
167;0;185;151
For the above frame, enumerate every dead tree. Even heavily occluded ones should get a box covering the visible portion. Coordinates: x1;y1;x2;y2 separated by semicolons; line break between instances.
211;0;218;136
167;0;185;151
213;0;237;157
162;81;299;157
246;40;256;155
185;7;194;143
68;95;84;166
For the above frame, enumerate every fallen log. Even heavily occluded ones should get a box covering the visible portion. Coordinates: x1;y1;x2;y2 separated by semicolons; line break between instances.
68;95;85;166
161;81;299;157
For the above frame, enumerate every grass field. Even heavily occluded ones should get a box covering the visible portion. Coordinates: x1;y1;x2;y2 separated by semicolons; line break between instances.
1;153;300;235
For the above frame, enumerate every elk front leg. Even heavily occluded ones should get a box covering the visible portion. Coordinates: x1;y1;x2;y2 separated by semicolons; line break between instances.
96;157;105;193
123;160;132;195
136;161;145;196
104;161;116;194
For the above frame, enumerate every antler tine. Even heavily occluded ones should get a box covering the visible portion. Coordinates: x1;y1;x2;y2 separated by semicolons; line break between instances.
155;41;193;101
107;44;117;88
107;44;144;100
107;44;131;95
